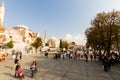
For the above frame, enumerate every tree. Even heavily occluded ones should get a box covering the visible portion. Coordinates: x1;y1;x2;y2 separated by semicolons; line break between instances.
6;40;14;48
85;10;120;57
59;39;63;49
69;41;76;50
31;37;42;52
62;40;69;50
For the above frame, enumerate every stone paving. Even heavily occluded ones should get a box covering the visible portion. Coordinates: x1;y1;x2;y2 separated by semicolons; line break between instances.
0;53;120;80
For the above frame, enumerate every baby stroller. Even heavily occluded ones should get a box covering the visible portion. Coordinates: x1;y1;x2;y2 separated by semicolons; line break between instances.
18;69;25;79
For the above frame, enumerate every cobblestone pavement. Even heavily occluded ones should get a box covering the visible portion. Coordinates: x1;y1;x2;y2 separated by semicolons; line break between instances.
0;53;120;80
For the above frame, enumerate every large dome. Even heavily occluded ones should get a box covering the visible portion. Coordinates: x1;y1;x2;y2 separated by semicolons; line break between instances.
13;25;29;29
50;37;57;41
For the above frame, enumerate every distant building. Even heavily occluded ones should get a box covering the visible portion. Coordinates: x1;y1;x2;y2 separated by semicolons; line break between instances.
0;1;40;50
73;45;85;51
13;25;39;44
47;37;60;49
3;25;39;49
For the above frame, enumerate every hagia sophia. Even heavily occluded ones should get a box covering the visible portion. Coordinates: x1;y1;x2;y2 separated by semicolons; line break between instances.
0;0;39;50
0;0;60;51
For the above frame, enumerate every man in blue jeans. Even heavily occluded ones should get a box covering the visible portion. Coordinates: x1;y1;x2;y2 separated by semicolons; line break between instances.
30;61;36;77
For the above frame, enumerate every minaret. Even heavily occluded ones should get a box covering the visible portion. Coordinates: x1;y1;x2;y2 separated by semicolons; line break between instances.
0;0;5;33
0;0;5;44
44;30;46;46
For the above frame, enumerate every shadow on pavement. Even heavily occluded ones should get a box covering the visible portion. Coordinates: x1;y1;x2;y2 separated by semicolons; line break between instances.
22;69;31;78
3;72;14;78
5;66;12;69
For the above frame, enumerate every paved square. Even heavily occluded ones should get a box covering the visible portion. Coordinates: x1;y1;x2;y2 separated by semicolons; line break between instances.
0;53;120;80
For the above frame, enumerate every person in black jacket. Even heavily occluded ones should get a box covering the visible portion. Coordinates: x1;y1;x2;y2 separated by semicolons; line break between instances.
45;51;48;58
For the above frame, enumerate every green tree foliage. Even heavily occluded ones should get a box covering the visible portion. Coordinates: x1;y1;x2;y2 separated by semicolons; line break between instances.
71;41;76;45
59;39;75;50
6;40;14;48
62;40;69;50
69;41;76;50
59;39;63;49
31;37;42;50
85;10;120;56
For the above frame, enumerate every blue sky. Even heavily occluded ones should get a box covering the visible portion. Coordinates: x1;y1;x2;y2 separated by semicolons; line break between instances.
3;0;120;45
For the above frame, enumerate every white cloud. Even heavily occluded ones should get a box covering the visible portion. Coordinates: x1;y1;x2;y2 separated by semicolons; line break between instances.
64;33;86;46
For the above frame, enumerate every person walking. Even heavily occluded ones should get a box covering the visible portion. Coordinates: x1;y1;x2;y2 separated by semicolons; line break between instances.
107;57;112;71
14;63;21;77
90;54;93;61
34;60;38;72
19;51;23;60
102;56;108;72
14;58;19;64
30;61;36;77
84;53;88;62
45;51;48;59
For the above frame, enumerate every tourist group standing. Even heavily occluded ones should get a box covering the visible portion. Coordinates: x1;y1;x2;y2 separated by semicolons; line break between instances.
11;50;38;79
12;50;25;79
